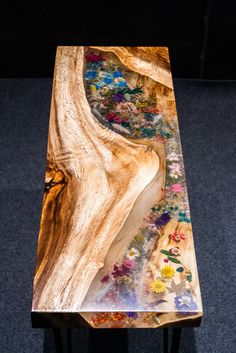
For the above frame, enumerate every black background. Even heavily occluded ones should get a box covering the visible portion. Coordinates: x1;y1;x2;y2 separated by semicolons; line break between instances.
0;1;236;79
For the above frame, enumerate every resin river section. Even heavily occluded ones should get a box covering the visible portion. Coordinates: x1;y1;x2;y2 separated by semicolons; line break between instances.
31;46;202;329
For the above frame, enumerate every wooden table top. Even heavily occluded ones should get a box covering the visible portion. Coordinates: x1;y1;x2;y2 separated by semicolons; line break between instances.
31;46;202;329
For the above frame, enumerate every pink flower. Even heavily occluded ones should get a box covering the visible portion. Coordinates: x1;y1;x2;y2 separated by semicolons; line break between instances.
171;183;183;193
123;259;136;270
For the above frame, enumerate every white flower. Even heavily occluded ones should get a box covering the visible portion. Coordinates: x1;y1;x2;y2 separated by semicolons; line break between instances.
167;152;179;161
178;295;192;307
126;247;140;260
169;163;182;178
169;247;181;256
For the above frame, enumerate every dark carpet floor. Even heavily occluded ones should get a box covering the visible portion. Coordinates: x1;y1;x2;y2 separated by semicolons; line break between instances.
0;79;235;353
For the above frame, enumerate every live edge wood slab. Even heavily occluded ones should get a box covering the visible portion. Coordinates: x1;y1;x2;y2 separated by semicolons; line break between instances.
31;46;203;329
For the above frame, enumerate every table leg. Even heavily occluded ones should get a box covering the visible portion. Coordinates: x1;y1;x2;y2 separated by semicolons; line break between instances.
170;328;182;353
52;329;64;353
163;328;169;353
66;329;72;353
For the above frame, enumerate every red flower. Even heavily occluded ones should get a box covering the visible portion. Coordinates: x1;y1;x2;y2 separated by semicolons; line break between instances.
112;264;124;277
101;275;110;283
156;135;165;144
141;106;160;114
169;231;186;242
86;52;105;62
105;112;123;124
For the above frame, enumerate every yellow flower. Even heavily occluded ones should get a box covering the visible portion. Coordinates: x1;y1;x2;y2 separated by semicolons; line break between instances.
134;233;144;244
150;279;166;293
89;84;97;92
161;265;175;278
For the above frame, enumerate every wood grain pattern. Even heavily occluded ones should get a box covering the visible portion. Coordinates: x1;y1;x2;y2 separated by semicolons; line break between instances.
32;46;202;328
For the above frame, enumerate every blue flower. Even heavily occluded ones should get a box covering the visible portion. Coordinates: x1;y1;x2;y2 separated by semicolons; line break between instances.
118;81;127;87
125;292;137;306
175;292;198;312
103;77;113;84
95;82;105;89
85;70;97;80
113;70;123;78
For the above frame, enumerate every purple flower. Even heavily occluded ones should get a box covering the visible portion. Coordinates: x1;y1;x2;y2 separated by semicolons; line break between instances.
175;292;198;312
155;212;171;227
127;312;138;319
112;93;124;103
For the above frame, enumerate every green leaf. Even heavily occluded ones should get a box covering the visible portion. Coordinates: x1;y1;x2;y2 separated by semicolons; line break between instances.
176;267;184;273
160;249;173;257
187;273;193;282
168;256;181;264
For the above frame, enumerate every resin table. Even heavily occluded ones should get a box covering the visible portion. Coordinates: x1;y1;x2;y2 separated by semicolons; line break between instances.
31;46;202;352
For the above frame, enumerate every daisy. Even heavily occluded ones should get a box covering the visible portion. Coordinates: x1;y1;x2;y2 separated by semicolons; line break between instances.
150;279;166;294
126;248;140;260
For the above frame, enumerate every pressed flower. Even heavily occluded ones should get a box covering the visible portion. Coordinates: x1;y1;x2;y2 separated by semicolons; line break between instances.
171;183;183;193
141;106;160;114
86;52;104;62
105;112;123;124
113;70;123;78
134;102;145;109
85;70;97;80
161;265;175;278
104;290;119;303
169;247;181;256
134;233;144;243
112;93;124;103
175;292;198;311
95;82;106;89
89;84;97;92
178;212;191;223
126;247;140;260
103;77;113;84
147;224;159;234
156;135;165;144
118;81;127;87
169;163;182;178
116;275;133;287
112;264;124;277
150;279;166;293
167;152;179;161
127;312;138;320
101;274;110;283
155;212;171;227
110;312;127;321
169;231;186;242
123;259;136;270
